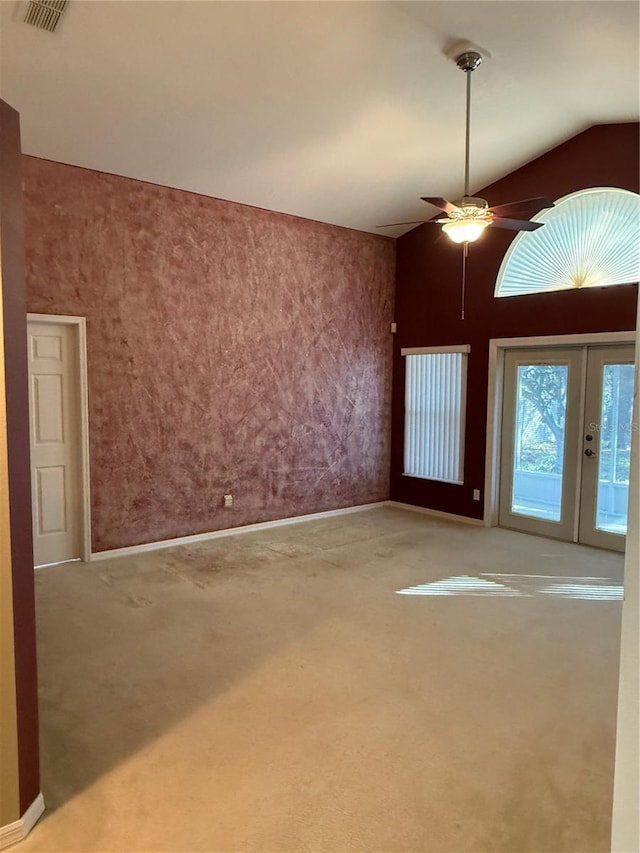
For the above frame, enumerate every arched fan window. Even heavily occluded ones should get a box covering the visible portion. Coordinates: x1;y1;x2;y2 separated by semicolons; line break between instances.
495;187;640;298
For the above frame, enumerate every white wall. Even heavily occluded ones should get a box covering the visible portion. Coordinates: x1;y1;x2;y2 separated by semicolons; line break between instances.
611;298;640;852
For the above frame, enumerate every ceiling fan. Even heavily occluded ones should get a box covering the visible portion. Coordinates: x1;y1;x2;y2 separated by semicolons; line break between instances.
379;47;555;240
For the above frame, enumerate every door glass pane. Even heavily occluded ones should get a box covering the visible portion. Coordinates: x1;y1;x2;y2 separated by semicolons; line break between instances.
511;364;568;521
595;363;636;534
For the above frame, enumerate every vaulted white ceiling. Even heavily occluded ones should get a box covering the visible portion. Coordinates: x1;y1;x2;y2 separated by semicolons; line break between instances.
1;1;638;234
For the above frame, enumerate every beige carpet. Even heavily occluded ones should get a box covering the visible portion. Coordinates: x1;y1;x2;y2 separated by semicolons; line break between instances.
17;506;624;853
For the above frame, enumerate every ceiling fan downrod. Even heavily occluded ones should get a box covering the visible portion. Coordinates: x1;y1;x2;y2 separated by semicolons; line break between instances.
456;50;482;199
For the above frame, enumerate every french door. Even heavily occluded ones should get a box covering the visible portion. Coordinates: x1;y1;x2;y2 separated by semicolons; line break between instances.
499;344;636;551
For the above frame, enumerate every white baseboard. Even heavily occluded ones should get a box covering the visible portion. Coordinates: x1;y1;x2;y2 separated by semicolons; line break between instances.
89;499;483;563
387;500;484;526
0;794;44;850
91;501;388;561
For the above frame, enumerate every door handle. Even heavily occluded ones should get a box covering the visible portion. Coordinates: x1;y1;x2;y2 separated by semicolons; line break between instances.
584;448;596;457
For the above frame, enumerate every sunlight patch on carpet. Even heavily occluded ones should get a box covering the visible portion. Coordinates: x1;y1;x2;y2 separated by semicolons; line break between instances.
397;574;623;600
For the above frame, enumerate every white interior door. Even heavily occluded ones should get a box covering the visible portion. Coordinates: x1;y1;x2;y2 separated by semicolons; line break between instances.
500;343;635;551
28;320;82;566
579;345;635;551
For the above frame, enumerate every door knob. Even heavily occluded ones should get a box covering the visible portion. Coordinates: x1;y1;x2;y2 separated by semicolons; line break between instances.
584;448;596;457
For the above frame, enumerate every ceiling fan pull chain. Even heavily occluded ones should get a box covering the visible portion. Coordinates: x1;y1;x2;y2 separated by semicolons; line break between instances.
461;242;468;320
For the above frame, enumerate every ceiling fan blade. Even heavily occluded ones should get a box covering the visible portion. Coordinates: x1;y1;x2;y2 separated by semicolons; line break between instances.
420;196;460;214
491;217;545;232
376;219;435;228
488;197;555;217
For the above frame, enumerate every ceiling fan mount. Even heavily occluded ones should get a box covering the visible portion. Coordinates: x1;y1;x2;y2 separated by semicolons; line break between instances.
454;49;483;73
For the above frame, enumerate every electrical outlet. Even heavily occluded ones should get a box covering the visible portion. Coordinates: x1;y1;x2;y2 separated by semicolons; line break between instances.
223;494;233;507
473;489;480;501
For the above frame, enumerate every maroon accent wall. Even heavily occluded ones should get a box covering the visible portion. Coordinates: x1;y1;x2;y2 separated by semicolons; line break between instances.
392;123;639;518
0;100;40;812
22;157;395;552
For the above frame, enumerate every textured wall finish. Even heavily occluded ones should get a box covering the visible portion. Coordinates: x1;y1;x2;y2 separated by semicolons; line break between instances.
23;158;395;551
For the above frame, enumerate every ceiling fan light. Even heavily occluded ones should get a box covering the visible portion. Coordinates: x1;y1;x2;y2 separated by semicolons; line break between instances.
442;217;490;244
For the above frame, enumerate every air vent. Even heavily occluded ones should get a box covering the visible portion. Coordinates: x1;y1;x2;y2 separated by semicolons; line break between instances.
24;0;68;32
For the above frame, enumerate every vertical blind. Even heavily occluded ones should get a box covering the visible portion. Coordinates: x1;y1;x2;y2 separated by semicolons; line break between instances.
403;348;468;484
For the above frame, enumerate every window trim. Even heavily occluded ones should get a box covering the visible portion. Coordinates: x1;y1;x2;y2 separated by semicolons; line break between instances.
401;345;471;356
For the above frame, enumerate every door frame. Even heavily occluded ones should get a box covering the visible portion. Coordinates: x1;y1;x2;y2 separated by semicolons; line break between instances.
27;313;91;563
484;330;636;530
